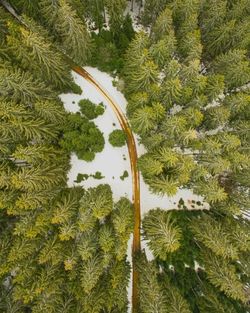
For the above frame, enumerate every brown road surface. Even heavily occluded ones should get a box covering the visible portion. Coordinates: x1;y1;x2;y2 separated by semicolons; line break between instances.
73;66;141;312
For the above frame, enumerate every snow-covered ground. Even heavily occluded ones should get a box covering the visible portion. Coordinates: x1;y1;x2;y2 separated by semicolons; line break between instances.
60;68;132;203
60;66;208;313
124;0;149;33
60;67;208;216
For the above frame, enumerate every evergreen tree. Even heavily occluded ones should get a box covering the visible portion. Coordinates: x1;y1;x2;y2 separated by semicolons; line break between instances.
0;65;54;103
104;0;126;33
203;251;248;303
212;49;250;89
55;0;91;64
7;22;73;90
143;209;182;259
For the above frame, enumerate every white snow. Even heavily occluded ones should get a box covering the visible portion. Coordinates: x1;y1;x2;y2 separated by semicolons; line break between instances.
60;67;208;313
60;67;207;214
60;69;132;203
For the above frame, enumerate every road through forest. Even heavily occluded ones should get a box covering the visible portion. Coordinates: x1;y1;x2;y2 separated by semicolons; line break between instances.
0;2;142;311
73;67;141;313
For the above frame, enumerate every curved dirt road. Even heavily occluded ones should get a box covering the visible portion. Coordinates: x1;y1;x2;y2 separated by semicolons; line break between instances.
73;66;141;312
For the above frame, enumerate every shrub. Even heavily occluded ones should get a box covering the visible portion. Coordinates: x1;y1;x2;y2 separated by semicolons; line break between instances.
75;173;89;183
79;99;105;120
120;170;129;181
92;171;105;179
108;129;126;147
70;83;82;94
60;113;105;162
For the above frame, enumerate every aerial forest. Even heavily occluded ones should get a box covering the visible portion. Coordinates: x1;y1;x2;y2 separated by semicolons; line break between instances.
0;0;250;313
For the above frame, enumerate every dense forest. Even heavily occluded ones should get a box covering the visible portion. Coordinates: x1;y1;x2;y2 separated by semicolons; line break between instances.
0;0;250;313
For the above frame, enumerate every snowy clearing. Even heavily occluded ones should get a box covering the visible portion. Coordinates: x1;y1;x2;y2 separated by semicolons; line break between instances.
60;67;208;216
60;67;208;313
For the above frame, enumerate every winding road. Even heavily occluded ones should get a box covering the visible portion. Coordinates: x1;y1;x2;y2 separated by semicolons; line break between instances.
73;67;141;312
1;2;142;311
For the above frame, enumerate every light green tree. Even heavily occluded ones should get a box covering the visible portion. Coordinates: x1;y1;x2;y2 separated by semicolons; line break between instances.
203;251;248;303
212;49;250;89
55;0;91;64
143;209;182;259
7;22;73;90
0;66;54;103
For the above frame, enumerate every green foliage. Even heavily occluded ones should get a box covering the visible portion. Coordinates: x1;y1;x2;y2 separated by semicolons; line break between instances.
88;15;135;73
139;259;169;313
1;0;250;311
0;66;54;103
53;0;91;64
202;106;230;130
70;83;82;94
81;254;104;294
60;112;105;161
6;21;73;91
108;129;126;147
120;170;129;181
79;99;104;120
112;197;134;237
138;256;191;313
102;1;125;32
194;178;227;203
143;209;182;259
203;251;248;303
80;184;113;220
88;30;122;73
142;0;169;26
191;214;239;260
212;49;250;89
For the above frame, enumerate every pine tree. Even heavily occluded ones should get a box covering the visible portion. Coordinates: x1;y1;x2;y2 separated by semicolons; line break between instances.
83;0;105;31
105;260;130;312
150;34;176;68
55;0;91;64
190;214;239;260
151;7;174;41
138;258;169;313
202;106;230;130
138;154;164;177
203;251;248;303
131;106;157;135
104;0;127;32
130;60;159;92
205;74;225;101
11;165;66;192
142;0;169;26
212;49;250;89
79;184;113;220
0;64;55;103
143;209;182;259
80;254;104;294
12;145;66;166
6;21;73;90
161;78;182;106
194;178;227;203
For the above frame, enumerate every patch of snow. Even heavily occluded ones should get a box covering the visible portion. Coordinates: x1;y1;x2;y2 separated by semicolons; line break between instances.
60;70;132;202
141;239;154;261
60;67;209;212
60;67;210;313
124;0;150;33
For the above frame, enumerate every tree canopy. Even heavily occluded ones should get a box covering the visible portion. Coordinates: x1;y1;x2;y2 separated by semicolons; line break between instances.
0;0;250;312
